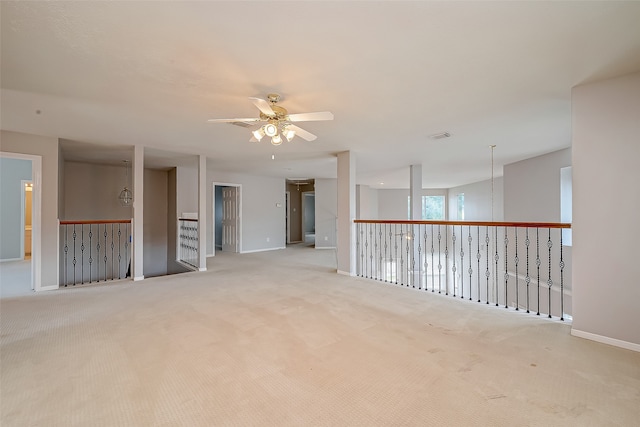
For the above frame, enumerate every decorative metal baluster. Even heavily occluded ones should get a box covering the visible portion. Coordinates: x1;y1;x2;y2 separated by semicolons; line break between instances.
104;226;108;282
356;223;360;276
437;225;442;294
118;224;122;279
485;227;490;304
96;225;101;282
394;224;398;285
369;223;374;279
423;226;428;291
406;224;411;287
467;226;472;300
536;228;541;316
417;224;422;289
80;225;85;284
504;228;509;308
525;228;531;313
560;231;565;321
451;226;456;297
494;227;499;307
63;225;69;287
514;227;519;311
111;224;115;281
72;224;77;285
364;224;369;278
431;224;435;292
88;224;93;283
477;227;481;302
547;228;553;318
384;224;389;282
378;225;383;281
399;225;405;286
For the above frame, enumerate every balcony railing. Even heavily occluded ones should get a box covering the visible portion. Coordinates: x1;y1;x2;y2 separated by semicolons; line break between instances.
59;219;131;287
354;220;571;320
178;218;198;269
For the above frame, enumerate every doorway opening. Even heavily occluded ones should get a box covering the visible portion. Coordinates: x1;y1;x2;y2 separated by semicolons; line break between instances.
285;179;315;247
0;152;42;295
213;183;241;255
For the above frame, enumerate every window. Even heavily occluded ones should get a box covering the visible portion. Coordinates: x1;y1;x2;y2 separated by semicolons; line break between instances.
408;195;445;220
457;193;465;220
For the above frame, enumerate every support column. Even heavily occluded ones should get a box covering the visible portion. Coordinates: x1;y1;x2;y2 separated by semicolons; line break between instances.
337;151;356;275
409;164;422;287
132;145;144;281
198;155;207;271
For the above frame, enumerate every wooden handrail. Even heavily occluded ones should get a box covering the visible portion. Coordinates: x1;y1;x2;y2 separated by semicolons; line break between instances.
354;219;571;229
60;219;131;225
178;218;198;222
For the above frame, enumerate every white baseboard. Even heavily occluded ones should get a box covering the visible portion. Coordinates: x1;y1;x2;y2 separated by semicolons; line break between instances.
241;247;285;254
199;267;207;272
38;285;58;292
0;257;23;263
571;328;640;352
133;275;145;281
315;246;336;250
337;270;355;277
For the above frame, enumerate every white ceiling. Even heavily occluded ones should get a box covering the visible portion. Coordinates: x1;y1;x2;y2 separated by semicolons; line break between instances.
2;1;639;188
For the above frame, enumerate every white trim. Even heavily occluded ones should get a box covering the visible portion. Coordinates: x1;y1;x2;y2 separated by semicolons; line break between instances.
1;152;43;292
38;285;58;292
198;267;207;272
241;247;285;254
337;269;355;277
212;182;243;256
571;328;640;353
133;275;145;281
0;257;24;263
315;246;336;250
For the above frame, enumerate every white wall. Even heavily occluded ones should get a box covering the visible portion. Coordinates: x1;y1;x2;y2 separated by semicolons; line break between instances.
315;178;337;248
0;158;32;260
1;130;59;288
448;177;504;221
503;148;571;222
176;164;198;217
377;188;448;220
143;169;168;277
206;171;286;254
572;71;640;349
356;184;378;219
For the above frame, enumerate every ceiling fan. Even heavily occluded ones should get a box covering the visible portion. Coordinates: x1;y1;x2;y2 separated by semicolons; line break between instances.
207;93;333;145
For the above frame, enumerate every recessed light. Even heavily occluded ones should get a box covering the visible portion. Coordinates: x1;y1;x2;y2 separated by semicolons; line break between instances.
379;182;384;186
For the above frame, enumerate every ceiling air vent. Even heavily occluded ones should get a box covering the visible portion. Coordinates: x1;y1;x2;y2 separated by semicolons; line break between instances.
429;132;451;140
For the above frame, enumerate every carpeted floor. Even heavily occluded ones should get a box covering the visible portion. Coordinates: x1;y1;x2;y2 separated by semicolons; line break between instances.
1;244;639;426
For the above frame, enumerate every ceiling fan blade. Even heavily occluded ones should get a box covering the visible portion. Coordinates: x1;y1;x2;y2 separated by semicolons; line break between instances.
249;97;275;117
207;118;261;123
287;111;334;122
288;124;317;141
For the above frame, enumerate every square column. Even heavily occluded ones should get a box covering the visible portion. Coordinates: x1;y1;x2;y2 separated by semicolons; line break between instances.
132;145;144;281
198;155;207;271
337;151;356;275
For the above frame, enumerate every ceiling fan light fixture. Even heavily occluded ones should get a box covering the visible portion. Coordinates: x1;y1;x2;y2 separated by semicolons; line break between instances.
252;128;265;141
271;134;282;146
283;127;296;142
264;123;278;137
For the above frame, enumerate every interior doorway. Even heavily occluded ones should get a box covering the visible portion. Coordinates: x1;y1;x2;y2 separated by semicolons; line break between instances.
213;183;241;255
301;191;316;245
0;152;42;295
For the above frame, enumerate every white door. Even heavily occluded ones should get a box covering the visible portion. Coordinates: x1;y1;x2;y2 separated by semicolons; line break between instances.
222;187;238;252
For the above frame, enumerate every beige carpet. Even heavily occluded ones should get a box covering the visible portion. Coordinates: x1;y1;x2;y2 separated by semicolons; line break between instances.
1;244;639;426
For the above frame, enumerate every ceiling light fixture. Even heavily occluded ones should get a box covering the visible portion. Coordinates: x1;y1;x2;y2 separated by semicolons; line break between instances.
252;128;265;141
118;160;133;207
271;134;282;145
283;127;296;142
264;123;278;137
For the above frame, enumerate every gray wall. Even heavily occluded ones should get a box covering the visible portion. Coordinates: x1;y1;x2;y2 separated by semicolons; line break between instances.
1;130;59;288
207;171;286;254
63;161;132;220
377;188;449;220
572;71;640;348
315;178;337;248
356;184;379;219
0;158;32;259
503;148;571;222
143;169;168;277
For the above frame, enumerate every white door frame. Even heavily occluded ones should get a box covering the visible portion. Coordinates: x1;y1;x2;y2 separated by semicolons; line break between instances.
1;152;43;292
211;182;242;256
301;191;315;241
285;191;291;244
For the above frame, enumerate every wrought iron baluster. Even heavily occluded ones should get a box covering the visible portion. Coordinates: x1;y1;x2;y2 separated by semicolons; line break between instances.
547;228;553;318
394;224;398;285
378;224;383;281
467;226;472;300
536;228;541;316
111;224;115;281
423;225;428;291
560;231;565;321
96;225;101;282
104;226;108;282
485;227;490;304
72;224;77;286
118;224;122;279
400;225;405;286
437;225;442;294
358;223;363;277
63;225;69;287
80;225;85;284
417;224;422;289
514;227;519;310
88;224;93;283
477;226;481;302
451;226;456;297
406;224;411;287
525;228;531;313
494;227;499;307
504;228;509;308
384;223;388;282
431;224;435;292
